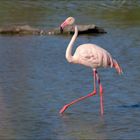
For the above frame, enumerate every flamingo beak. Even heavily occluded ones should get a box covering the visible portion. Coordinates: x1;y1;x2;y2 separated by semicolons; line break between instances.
60;26;63;33
60;21;67;33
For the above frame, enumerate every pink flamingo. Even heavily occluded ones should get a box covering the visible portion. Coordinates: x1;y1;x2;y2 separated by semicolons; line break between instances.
59;17;122;115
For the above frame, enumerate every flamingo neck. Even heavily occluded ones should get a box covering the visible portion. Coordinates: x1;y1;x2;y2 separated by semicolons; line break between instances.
65;25;78;63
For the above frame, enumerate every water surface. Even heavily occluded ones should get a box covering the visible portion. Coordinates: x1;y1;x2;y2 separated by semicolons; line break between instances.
0;1;140;139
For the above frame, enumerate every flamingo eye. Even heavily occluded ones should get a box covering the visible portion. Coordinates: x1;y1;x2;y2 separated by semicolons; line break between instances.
68;18;72;22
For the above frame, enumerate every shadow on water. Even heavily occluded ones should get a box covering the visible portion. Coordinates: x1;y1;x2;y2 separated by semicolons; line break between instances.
119;103;140;109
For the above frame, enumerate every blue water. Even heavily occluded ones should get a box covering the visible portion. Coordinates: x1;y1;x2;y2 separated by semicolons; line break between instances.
0;1;140;139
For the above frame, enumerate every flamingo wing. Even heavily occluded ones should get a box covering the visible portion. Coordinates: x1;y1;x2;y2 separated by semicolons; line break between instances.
73;44;113;68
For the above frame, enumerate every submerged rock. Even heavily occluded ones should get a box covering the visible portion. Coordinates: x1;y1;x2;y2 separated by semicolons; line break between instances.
0;25;43;35
48;24;106;35
0;24;106;35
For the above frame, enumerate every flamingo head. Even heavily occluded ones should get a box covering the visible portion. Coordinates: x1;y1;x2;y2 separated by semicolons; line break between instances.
60;17;75;32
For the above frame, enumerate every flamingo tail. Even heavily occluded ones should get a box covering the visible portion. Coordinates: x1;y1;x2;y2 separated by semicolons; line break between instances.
113;59;123;75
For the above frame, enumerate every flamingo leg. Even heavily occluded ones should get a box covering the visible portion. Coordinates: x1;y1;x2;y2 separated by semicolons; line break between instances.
95;70;104;116
59;69;97;114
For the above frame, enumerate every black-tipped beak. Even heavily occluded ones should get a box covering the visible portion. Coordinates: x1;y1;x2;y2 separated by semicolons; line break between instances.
60;21;67;33
60;26;63;33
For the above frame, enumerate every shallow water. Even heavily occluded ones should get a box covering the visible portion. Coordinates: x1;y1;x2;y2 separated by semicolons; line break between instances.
0;1;140;139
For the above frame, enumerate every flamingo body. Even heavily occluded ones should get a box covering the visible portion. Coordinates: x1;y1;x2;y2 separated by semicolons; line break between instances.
72;43;114;68
59;17;122;115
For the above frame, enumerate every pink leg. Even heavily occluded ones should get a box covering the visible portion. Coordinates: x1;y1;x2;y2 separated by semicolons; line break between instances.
59;69;97;114
95;71;104;116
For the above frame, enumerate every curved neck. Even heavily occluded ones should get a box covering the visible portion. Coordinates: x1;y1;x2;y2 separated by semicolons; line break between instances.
65;25;78;62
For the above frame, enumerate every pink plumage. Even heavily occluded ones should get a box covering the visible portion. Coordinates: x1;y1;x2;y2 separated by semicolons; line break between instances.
59;17;122;115
74;43;114;68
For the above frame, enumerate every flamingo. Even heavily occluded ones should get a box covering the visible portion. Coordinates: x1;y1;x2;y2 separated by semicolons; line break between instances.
59;17;122;116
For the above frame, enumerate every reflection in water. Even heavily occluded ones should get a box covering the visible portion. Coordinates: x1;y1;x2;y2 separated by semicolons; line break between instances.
61;113;107;140
0;0;140;139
